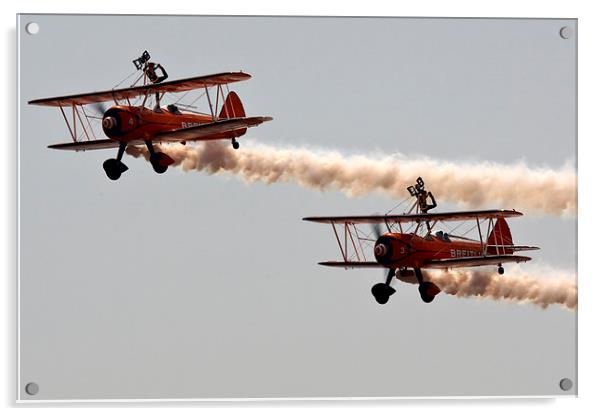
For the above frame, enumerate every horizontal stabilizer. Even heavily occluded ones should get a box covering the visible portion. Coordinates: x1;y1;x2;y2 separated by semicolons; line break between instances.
423;255;532;269
488;245;540;252
154;116;272;142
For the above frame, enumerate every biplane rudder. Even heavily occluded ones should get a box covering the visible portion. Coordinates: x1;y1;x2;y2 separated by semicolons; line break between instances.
486;217;514;255
219;91;246;119
219;91;247;138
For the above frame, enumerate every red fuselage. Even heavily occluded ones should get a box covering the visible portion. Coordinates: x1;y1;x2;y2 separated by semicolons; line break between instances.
373;233;512;269
101;105;244;142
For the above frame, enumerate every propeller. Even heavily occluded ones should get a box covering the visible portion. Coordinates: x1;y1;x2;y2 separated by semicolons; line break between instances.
371;222;382;240
370;213;383;240
369;213;391;280
91;102;108;117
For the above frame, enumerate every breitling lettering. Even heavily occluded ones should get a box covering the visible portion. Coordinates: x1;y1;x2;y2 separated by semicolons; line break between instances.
450;249;478;258
181;122;202;128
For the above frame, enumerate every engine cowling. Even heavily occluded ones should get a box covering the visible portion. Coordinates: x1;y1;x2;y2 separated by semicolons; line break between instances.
373;234;411;267
101;107;139;139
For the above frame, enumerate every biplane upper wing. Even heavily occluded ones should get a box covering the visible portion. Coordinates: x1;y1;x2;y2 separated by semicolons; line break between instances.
28;72;251;107
423;254;532;269
303;209;523;224
47;116;273;151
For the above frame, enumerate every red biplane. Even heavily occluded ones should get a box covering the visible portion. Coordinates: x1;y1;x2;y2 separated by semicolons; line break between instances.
28;51;273;180
303;178;539;305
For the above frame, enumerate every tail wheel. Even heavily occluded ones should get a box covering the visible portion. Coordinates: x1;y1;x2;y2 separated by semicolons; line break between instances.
371;283;396;305
418;281;441;304
232;139;240;150
498;265;505;275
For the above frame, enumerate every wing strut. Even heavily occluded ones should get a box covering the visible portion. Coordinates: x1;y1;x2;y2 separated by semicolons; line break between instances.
326;221;371;267
58;103;95;143
331;222;347;262
204;84;216;121
59;105;75;141
476;217;484;255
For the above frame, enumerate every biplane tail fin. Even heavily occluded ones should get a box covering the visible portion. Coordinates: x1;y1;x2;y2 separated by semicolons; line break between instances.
487;217;514;255
219;91;246;119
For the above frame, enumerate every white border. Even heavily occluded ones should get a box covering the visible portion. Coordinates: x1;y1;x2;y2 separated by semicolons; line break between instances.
15;10;21;409
3;0;600;414
11;395;575;404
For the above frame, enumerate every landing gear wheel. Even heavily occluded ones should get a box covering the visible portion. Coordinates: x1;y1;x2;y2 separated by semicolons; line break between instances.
232;139;240;150
103;158;128;181
418;281;441;304
371;283;396;305
150;152;170;174
498;265;505;275
151;161;168;174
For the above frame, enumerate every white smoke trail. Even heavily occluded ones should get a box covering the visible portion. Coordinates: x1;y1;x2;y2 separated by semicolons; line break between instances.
396;266;577;310
127;141;576;216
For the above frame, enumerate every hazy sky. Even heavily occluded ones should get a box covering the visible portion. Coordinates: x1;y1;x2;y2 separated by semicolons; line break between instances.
18;15;576;400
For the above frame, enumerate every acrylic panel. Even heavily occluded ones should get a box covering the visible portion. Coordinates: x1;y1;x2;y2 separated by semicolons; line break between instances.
17;14;577;401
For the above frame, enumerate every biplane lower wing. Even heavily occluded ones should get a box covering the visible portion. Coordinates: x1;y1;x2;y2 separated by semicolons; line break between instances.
47;116;273;151
318;261;382;268
318;256;532;270
48;139;120;151
423;255;532;269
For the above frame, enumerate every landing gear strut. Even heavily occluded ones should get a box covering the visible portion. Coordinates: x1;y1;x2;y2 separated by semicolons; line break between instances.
103;142;129;180
414;268;441;303
371;268;396;304
145;140;174;174
497;264;505;275
231;138;240;150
